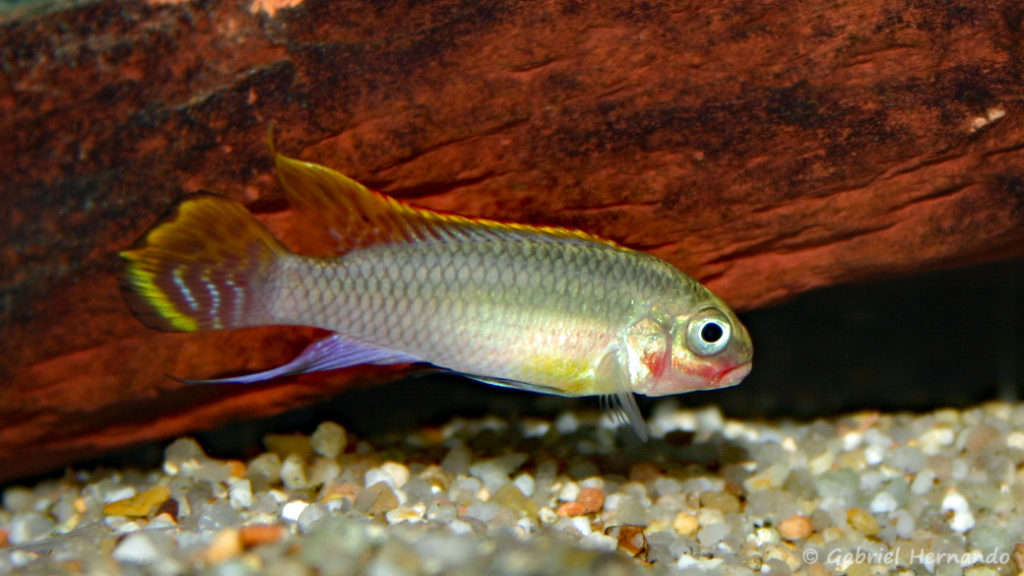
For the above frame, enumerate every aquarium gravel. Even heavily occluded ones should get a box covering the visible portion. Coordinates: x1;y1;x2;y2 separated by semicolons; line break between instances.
3;402;1024;576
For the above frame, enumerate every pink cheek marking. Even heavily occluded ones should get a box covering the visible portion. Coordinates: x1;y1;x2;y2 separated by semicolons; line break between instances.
643;351;668;378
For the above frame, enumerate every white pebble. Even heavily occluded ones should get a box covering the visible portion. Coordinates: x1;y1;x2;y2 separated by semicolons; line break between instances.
519;420;551;437
385;505;424;524
569;516;592;536
365;462;410;491
941;490;975;533
539;507;559;524
910;469;936;495
842;431;863;451
863;444;885;466
893;509;916;539
750;527;779;546
512;474;535;498
516;517;538;537
8;512;55;544
808;451;834;475
112;533;162;564
281;500;310;522
280;455;308;490
678;554;725;571
579;531;617;552
557;481;580;502
228;479;253;509
310;421;347;458
102;486;136;504
9;550;38;567
951;458;969;481
869;492;898;514
1005;431;1024;450
297;503;326;533
380;462;410;489
447;520;474;535
651;410;697;434
555;412;579;434
919;426;955;454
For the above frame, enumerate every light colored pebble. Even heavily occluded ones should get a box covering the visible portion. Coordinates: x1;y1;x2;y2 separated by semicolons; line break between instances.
264;434;314;460
846;507;879;536
297;503;326;533
4;403;1024;576
354;483;400;515
281;500;310;522
554;412;579;434
777;515;812;540
700;491;741;514
673;511;699;537
919;426;956;454
8;512;55;544
512;473;535;498
942;490;975;533
385;505;425;524
113;532;165;564
228;479;253;509
869;491;898;514
579;531;618;552
557;481;580;503
280;454;308;490
204;529;243;564
1006;431;1024;450
310;422;347;458
380;462;411;489
539;507;559;524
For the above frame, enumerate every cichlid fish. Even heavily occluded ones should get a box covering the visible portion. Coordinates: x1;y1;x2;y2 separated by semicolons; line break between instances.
120;146;752;438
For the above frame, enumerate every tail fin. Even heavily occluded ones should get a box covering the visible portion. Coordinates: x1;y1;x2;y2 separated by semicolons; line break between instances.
119;193;288;332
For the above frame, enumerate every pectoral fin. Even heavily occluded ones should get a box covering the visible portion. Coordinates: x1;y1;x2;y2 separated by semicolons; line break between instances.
181;334;420;384
597;346;649;441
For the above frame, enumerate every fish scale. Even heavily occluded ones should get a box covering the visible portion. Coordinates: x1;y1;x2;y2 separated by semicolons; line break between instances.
268;235;687;395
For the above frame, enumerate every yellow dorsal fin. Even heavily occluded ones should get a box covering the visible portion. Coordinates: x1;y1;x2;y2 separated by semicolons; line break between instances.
271;150;621;254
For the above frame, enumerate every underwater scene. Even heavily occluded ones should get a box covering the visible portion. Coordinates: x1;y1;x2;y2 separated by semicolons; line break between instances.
2;0;1023;574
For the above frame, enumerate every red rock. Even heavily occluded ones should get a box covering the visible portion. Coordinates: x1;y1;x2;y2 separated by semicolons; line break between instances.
1;0;1023;481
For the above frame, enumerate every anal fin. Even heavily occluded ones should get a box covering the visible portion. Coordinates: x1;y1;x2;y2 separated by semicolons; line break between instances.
459;374;566;396
182;334;421;384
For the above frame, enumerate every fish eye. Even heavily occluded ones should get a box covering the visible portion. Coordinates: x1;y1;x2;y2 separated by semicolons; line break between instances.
686;309;732;356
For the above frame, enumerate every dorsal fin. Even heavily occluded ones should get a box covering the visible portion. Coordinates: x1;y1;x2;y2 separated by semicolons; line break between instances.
270;142;622;255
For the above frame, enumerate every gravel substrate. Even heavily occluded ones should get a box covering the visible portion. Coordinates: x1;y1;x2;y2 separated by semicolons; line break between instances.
2;401;1024;575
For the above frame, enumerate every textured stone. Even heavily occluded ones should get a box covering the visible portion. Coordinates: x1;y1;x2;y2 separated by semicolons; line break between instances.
2;0;1024;482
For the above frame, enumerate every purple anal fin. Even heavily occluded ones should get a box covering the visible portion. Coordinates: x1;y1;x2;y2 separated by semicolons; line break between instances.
182;334;421;384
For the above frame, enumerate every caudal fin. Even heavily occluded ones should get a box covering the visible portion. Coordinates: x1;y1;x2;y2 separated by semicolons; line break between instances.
119;193;288;332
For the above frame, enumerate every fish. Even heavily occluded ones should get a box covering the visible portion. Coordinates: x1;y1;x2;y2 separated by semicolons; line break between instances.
120;145;753;438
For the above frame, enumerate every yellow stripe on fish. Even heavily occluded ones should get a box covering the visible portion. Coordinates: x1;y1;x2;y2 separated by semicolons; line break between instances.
119;140;753;438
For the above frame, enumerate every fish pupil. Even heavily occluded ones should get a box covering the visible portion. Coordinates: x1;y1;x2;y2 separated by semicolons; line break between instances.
701;322;724;343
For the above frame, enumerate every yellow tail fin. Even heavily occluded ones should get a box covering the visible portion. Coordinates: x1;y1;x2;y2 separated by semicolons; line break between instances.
119;194;287;332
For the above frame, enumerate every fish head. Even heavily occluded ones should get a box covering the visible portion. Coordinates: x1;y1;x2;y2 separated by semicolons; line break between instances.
630;297;752;397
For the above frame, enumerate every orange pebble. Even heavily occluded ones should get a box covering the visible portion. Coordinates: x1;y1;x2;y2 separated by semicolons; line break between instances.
240;524;285;548
227;460;247;478
0;528;8;547
778;515;813;540
576;488;605;514
321;482;361;503
556;502;586;517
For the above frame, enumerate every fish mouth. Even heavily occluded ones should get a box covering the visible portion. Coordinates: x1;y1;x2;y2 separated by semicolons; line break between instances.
712;362;752;388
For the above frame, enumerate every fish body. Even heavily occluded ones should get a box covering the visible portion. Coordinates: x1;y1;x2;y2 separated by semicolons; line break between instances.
121;148;753;436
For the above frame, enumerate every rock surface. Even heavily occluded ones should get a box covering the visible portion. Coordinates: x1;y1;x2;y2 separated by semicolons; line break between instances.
2;0;1024;481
